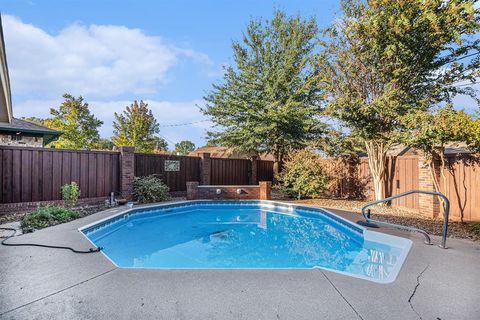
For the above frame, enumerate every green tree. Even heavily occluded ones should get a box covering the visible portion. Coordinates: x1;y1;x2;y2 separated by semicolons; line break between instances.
46;94;103;149
21;117;47;126
174;140;196;155
277;149;329;199
153;136;169;153
202;10;326;176
320;0;480;200
112;100;161;153
95;138;115;150
403;105;480;217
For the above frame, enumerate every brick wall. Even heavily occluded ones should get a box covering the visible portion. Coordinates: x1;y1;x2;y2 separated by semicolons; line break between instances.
418;156;441;218
120;146;135;200
186;181;272;200
0;134;43;147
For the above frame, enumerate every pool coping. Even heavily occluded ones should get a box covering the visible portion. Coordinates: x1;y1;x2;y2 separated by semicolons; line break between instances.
77;200;413;284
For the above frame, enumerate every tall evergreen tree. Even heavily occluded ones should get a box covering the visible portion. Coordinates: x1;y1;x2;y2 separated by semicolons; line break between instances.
112;100;161;153
321;0;480;200
46;94;103;149
202;10;326;175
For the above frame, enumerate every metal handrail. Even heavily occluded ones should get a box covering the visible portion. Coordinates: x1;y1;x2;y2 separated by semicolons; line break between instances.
360;189;450;249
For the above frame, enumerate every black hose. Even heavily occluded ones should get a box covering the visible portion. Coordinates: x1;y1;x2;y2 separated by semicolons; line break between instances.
0;227;102;254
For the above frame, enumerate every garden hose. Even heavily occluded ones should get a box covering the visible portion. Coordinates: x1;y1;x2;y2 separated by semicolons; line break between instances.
0;227;102;253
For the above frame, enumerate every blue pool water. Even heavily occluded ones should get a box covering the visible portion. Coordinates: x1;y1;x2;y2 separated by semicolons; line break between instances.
81;201;411;283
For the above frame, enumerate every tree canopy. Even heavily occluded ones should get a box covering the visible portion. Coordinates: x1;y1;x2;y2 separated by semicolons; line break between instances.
202;10;326;174
112;100;162;153
45;94;103;149
174;140;196;155
320;0;480;199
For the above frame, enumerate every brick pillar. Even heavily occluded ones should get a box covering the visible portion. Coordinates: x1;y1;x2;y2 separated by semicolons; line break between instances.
250;156;258;185
199;153;211;185
259;181;272;200
186;181;199;200
418;155;441;218
120;146;135;200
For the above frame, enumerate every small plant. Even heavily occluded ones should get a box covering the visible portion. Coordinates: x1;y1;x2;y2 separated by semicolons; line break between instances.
62;182;80;207
277;149;329;199
21;206;80;231
133;175;170;204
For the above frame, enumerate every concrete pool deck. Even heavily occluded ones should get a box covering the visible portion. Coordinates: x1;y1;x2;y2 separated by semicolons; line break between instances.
1;203;479;320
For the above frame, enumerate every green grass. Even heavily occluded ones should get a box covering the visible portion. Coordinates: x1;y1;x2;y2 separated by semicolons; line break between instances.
21;206;80;231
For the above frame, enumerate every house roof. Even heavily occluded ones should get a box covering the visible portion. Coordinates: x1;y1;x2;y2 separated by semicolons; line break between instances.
387;142;473;156
189;146;275;161
0;118;61;144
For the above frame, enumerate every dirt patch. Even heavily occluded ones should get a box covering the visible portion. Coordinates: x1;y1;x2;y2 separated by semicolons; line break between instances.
290;198;480;242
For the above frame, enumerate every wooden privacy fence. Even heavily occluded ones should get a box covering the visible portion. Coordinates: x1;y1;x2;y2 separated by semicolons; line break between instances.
134;153;201;192
134;153;275;190
0;146;120;203
0;146;275;205
439;154;480;221
356;156;420;210
351;155;480;221
210;158;250;185
258;160;274;182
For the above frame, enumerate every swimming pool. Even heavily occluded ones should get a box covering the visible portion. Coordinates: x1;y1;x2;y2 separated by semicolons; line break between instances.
80;201;412;283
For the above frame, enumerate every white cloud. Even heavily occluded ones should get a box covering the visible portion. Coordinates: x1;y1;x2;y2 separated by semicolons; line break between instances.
3;14;212;97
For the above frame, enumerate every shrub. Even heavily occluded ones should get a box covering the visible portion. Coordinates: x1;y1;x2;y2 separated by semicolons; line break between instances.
21;206;80;231
62;182;81;207
277;149;329;199
133;175;170;204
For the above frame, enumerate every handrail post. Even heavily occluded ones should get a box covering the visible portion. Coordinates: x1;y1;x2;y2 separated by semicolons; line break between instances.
360;189;449;249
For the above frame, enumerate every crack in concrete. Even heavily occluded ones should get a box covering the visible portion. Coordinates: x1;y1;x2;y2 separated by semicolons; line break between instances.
408;264;429;320
0;267;118;317
320;270;365;320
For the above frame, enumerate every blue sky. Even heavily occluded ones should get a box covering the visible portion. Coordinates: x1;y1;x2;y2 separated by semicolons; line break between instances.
1;0;478;149
1;0;341;148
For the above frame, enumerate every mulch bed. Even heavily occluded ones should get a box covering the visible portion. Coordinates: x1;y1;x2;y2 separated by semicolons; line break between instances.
290;198;480;242
0;204;108;226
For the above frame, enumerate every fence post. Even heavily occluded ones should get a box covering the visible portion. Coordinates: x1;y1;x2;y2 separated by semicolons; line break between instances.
418;154;441;218
250;155;258;185
119;146;135;200
199;152;211;185
259;181;272;200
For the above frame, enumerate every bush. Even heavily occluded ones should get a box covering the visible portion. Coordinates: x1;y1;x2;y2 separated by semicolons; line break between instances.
21;206;80;231
133;175;170;204
62;182;80;207
277;149;329;199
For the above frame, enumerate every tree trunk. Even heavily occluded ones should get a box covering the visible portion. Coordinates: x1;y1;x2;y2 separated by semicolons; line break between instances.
272;146;282;184
365;140;388;201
